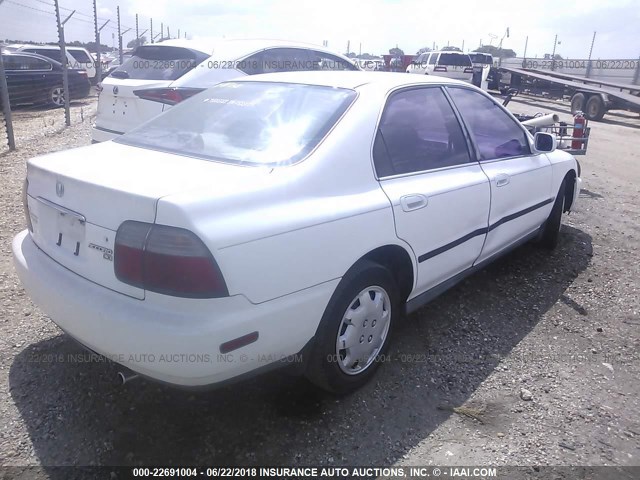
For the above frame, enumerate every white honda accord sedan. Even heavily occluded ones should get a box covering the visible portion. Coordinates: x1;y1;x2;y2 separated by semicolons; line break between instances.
13;71;581;393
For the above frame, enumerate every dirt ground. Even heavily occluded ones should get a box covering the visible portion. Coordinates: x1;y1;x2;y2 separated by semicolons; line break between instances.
0;92;638;473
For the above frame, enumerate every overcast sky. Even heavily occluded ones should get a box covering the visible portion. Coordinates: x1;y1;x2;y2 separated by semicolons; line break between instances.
1;0;639;59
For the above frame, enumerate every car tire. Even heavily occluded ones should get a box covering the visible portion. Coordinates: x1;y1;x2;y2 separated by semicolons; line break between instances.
48;86;65;108
570;93;586;114
585;95;606;121
538;179;567;250
305;260;400;394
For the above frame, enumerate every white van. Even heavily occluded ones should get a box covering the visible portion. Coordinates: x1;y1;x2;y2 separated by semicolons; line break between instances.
67;47;98;83
406;50;473;82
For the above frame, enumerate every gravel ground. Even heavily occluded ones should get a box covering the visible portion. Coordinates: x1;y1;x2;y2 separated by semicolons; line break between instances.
0;93;639;473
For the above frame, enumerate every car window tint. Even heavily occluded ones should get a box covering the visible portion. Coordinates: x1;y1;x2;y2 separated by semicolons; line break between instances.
3;55;50;70
438;53;472;67
117;82;356;166
447;87;530;160
428;54;437;65
29;49;62;63
69;50;92;63
112;46;204;80
374;88;471;177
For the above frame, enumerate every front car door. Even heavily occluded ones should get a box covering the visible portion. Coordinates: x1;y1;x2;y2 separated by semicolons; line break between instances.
446;87;553;263
374;86;491;299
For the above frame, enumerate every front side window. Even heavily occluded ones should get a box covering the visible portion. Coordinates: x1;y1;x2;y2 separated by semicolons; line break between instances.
374;87;471;177
447;87;530;160
427;54;438;65
117;81;356;166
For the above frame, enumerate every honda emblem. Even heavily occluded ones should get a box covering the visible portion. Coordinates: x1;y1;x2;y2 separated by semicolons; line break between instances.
56;181;64;198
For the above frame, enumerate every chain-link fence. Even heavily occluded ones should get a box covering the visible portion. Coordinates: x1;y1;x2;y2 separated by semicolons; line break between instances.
0;0;179;152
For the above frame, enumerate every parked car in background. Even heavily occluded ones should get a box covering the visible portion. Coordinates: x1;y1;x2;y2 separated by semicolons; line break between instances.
92;39;359;142
1;51;91;107
406;50;474;82
6;44;80;69
67;47;98;83
14;72;581;393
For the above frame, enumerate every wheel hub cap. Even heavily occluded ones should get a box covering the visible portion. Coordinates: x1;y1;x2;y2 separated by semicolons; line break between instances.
335;286;391;375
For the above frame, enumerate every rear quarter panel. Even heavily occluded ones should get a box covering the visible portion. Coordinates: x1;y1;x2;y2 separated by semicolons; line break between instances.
154;87;415;304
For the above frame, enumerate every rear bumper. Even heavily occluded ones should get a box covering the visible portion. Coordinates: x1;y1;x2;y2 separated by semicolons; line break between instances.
13;230;336;386
69;80;91;100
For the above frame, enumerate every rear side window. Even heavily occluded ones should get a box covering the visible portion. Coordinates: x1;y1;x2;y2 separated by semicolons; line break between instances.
310;51;357;71
447;87;530;160
27;49;62;63
117;82;356;166
69;50;92;63
374;87;471;177
427;54;437;65
438;53;472;67
112;46;207;80
3;55;51;70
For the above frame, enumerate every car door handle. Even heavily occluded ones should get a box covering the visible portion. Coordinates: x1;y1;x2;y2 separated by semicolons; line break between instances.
495;174;510;187
400;194;428;212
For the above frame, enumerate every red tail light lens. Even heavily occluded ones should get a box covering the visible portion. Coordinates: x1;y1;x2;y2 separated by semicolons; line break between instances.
132;87;205;106
464;67;474;73
114;221;228;298
434;66;448;72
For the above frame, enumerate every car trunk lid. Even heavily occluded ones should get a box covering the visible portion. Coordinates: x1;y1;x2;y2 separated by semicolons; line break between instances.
25;141;270;298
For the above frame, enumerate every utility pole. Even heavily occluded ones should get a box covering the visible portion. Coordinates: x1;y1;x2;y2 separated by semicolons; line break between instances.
586;31;596;78
160;22;163;41
551;34;558;70
135;14;139;48
150;19;153;43
54;0;74;126
92;0;109;83
117;6;122;63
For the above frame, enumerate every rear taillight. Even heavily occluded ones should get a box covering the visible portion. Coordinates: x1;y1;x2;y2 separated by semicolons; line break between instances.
114;221;228;298
132;87;205;106
464;67;474;73
434;66;448;72
95;83;103;93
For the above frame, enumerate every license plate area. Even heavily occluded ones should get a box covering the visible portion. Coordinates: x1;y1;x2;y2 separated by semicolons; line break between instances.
35;197;86;256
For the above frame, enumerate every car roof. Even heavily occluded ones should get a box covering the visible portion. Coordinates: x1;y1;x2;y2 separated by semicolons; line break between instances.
149;38;354;61
232;70;471;90
11;44;62;50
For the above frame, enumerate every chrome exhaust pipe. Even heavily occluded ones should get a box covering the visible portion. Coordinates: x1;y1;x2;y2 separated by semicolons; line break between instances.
117;370;139;385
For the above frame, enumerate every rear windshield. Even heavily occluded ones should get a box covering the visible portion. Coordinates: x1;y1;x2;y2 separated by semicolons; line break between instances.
111;45;207;80
469;53;492;65
438;53;472;67
116;82;356;166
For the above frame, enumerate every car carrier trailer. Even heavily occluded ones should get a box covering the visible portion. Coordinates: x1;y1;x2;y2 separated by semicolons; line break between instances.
494;66;640;121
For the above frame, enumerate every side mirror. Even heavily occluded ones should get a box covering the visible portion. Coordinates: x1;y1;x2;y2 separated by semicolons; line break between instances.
534;132;556;152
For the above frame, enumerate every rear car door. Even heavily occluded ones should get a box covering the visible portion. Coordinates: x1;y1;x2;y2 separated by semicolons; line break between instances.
446;86;553;263
374;87;490;296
